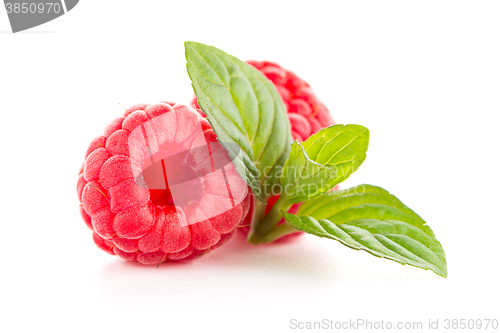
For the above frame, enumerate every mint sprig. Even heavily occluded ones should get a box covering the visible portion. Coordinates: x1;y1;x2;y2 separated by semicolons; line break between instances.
185;41;293;202
184;41;447;277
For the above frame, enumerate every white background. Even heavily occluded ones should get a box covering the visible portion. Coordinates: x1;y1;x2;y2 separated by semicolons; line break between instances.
1;1;499;332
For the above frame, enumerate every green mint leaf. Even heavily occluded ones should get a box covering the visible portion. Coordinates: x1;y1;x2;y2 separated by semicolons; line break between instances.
301;123;369;170
284;185;447;277
185;41;293;201
280;124;369;204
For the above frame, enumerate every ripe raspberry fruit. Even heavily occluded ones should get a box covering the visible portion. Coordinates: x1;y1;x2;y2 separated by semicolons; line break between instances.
191;61;336;242
77;102;250;264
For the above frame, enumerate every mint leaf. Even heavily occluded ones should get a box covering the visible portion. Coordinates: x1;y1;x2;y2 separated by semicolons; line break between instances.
280;142;338;204
283;185;447;277
185;42;293;201
301;124;369;170
280;124;369;204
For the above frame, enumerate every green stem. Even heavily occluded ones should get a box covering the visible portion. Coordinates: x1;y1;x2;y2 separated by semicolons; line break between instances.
259;222;300;243
248;195;265;231
248;194;294;245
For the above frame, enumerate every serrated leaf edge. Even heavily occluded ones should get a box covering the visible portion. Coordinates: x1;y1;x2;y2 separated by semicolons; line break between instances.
284;213;447;277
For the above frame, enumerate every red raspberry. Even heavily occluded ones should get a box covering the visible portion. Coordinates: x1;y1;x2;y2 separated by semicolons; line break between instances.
191;61;336;242
246;60;335;142
77;102;251;264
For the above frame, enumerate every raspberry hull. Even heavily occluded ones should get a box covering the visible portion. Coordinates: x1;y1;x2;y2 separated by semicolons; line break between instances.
77;103;250;264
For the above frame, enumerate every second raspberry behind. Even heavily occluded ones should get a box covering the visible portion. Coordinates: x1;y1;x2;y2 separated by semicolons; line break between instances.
246;60;335;142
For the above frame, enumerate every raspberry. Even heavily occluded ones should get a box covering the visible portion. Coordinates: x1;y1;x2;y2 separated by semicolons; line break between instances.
77;102;251;264
191;61;336;242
